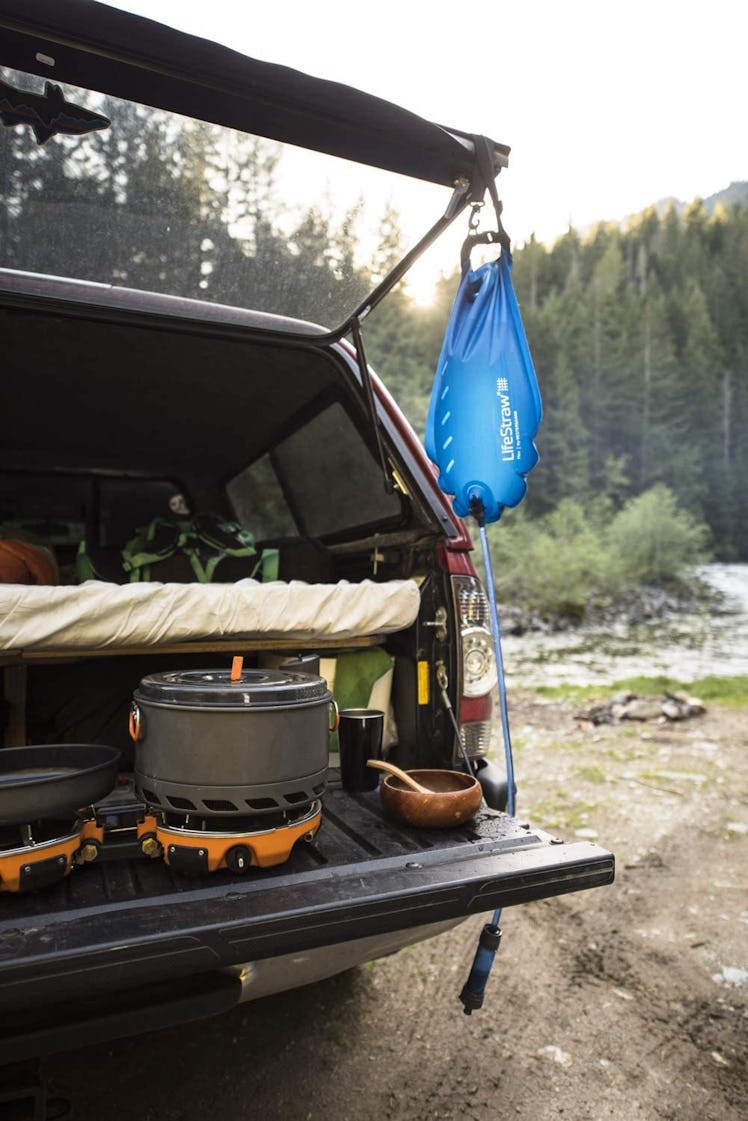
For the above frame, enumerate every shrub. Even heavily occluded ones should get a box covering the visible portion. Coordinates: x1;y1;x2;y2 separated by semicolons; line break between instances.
487;500;616;613
606;485;711;586
482;487;711;614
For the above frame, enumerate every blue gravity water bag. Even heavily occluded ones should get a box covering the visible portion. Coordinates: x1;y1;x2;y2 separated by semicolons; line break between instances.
425;251;542;524
425;234;541;1014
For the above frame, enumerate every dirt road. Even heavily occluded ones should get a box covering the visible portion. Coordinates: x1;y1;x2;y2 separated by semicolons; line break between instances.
44;689;747;1120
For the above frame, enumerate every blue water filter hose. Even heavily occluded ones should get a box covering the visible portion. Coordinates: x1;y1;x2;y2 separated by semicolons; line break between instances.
424;247;542;1013
478;519;516;817
458;508;515;1015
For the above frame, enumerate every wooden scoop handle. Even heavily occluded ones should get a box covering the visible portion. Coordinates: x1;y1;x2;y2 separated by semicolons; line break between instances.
366;759;431;794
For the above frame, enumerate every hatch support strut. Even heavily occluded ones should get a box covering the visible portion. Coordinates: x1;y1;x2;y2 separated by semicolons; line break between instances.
336;177;472;340
350;316;394;493
340;173;479;492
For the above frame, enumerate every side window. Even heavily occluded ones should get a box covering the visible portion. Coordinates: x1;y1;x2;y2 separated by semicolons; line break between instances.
227;402;403;544
226;454;298;540
272;402;402;539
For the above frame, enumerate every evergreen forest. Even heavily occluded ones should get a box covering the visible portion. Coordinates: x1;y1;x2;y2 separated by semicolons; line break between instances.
366;198;748;564
1;72;746;565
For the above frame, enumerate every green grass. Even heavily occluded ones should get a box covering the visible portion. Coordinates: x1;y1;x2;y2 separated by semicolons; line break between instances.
576;765;607;784
525;795;599;831
684;675;748;708
531;674;748;709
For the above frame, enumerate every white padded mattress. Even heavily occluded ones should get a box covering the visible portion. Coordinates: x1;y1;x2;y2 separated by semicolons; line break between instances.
0;578;421;653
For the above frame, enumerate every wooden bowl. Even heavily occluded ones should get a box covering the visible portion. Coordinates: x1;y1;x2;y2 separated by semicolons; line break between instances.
380;769;482;829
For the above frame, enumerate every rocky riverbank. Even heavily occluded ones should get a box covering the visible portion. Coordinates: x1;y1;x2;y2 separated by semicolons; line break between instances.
499;574;724;637
500;564;748;688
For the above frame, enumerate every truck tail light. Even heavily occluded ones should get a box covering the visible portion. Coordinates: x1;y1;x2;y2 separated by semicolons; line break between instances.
451;574;498;759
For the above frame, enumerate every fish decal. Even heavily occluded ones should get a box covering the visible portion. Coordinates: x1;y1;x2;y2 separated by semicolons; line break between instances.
0;77;110;144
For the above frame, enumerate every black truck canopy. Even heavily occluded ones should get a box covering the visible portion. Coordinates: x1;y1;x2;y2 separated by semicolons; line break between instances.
0;0;509;186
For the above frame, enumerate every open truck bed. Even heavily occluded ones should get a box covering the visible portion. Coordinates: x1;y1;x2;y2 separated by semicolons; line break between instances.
0;0;614;1067
0;784;612;1061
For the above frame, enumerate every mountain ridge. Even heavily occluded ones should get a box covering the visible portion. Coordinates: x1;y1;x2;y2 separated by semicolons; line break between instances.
650;179;748;217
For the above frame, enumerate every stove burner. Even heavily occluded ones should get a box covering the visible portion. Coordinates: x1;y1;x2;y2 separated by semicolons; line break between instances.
157;800;322;875
0;819;82;893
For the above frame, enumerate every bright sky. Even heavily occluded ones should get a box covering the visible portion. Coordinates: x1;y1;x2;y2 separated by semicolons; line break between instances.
105;0;746;293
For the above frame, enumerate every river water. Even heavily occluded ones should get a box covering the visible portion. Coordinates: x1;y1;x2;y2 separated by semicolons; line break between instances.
501;563;748;687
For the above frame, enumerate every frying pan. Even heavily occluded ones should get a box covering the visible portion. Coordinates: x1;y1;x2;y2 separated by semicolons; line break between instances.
0;744;120;825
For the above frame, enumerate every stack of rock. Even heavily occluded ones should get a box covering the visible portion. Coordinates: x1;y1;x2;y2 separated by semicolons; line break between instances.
575;691;706;726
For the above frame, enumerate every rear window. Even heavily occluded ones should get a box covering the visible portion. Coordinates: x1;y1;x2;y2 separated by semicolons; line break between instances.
0;64;449;328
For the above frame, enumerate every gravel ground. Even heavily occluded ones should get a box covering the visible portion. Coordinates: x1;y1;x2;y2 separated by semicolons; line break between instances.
43;689;747;1121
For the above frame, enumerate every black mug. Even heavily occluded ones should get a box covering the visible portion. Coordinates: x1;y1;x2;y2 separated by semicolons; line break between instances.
338;708;384;793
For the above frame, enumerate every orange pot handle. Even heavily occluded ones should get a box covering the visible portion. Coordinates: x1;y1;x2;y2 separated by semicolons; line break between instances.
129;702;142;742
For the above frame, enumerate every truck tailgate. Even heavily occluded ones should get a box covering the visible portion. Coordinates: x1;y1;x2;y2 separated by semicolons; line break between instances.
0;788;613;1013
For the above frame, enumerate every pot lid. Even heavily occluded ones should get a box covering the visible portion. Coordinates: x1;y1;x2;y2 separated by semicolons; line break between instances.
135;668;330;708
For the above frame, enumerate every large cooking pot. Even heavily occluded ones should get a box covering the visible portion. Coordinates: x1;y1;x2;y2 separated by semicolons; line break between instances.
132;668;332;817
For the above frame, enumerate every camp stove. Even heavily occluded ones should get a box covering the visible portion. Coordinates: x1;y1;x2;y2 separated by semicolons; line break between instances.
91;780;323;875
0;783;162;893
0;818;83;893
155;801;322;875
0;742;122;893
0;738;323;891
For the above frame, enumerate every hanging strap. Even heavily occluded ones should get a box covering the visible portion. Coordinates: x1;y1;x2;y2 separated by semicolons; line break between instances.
460;135;511;271
473;135;510;251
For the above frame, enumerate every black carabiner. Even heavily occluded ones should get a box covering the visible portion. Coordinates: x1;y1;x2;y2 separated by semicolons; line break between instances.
460;228;509;272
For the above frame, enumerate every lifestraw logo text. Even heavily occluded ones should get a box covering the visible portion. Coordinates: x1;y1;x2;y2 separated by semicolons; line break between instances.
497;378;515;461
